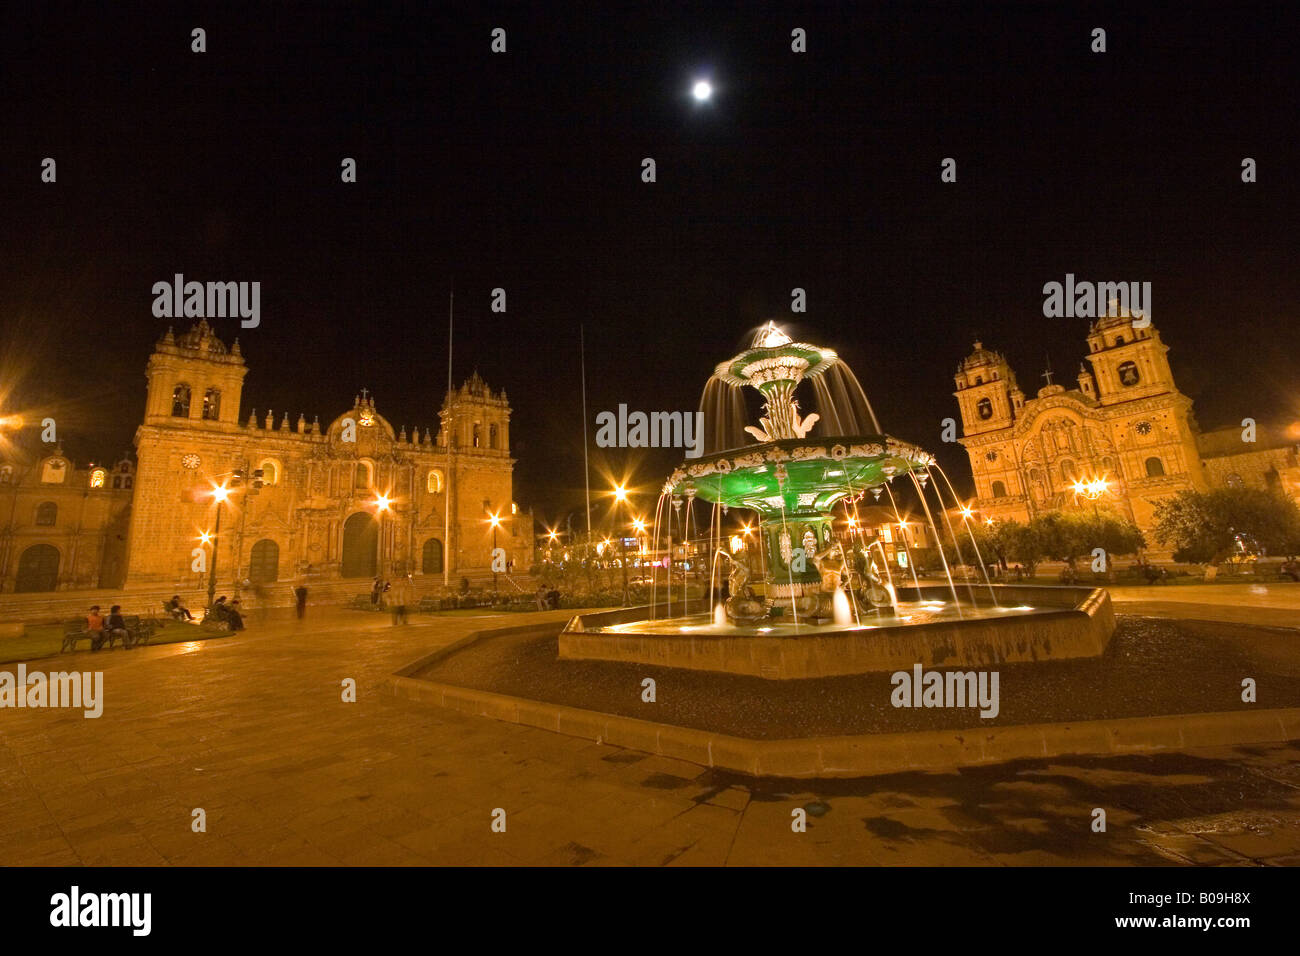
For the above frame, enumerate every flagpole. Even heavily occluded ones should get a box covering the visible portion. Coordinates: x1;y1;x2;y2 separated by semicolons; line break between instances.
581;325;592;550
445;283;453;588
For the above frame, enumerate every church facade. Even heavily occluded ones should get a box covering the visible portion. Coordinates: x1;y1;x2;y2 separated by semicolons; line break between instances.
0;320;531;595
954;309;1300;546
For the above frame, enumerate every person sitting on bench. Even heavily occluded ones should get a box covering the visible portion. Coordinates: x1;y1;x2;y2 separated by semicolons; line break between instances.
226;598;246;631
87;605;107;651
166;595;194;620
106;605;132;648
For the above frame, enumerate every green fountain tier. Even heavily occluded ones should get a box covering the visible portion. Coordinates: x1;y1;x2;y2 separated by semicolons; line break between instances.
664;435;934;605
662;435;934;514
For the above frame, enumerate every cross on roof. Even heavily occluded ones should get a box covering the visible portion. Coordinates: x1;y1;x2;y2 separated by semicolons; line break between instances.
359;387;370;402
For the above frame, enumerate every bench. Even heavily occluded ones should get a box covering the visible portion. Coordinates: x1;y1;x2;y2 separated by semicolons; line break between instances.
60;615;157;652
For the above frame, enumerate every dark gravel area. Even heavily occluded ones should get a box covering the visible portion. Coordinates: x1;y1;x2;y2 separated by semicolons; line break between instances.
414;616;1300;738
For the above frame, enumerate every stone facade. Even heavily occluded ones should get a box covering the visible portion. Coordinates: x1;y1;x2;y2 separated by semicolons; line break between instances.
0;320;532;595
954;309;1300;545
0;453;134;593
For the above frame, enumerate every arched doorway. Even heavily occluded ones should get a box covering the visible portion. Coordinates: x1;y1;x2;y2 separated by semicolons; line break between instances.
15;544;60;592
422;537;444;574
341;513;378;578
248;539;280;584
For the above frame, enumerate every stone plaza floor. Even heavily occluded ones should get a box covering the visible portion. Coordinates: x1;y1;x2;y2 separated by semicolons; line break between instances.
2;583;1299;866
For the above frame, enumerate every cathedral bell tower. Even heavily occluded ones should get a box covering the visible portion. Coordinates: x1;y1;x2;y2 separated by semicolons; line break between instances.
953;342;1018;436
143;320;247;428
1085;304;1176;406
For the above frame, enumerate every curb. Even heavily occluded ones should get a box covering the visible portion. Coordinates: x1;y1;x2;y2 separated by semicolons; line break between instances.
386;668;1300;778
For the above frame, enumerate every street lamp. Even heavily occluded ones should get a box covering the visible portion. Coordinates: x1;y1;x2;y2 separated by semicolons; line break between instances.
485;504;502;596
374;492;391;577
206;483;232;608
1072;476;1108;517
610;483;630;605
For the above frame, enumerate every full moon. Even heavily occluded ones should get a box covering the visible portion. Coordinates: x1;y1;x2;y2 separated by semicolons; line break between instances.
692;80;712;101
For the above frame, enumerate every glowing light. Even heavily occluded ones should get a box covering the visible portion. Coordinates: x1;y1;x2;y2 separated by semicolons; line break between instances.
632;518;646;534
960;505;974;520
985;517;995;526
211;484;230;503
548;530;559;541
692;80;712;101
729;534;744;553
198;531;212;544
487;511;502;529
374;494;391;512
612;483;628;503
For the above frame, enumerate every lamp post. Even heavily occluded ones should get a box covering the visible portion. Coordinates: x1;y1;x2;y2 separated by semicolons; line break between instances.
484;500;501;597
206;483;232;608
1072;476;1108;517
611;483;630;605
374;492;392;577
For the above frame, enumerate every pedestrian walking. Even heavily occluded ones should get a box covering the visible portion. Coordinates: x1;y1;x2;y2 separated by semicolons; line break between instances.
294;581;309;620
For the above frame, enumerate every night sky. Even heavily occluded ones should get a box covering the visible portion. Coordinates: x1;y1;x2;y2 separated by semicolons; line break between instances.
2;1;1297;528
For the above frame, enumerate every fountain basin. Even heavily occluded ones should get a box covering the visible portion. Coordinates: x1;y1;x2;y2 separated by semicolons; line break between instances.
558;585;1115;679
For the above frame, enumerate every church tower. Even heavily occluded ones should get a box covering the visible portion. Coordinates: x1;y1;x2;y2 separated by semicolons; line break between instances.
1084;305;1177;405
126;321;249;587
954;342;1018;435
954;342;1025;512
437;372;518;572
143;320;247;427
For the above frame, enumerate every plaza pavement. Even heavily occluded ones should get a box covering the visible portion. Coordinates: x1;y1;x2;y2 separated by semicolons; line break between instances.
2;584;1299;867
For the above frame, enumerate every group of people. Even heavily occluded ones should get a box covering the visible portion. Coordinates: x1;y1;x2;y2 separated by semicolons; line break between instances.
84;605;136;650
534;585;561;610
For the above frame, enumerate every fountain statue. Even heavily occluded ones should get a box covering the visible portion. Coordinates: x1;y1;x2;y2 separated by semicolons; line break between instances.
717;551;768;625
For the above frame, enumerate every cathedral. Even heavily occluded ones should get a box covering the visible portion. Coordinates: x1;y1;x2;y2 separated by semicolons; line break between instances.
0;320;532;597
955;308;1300;549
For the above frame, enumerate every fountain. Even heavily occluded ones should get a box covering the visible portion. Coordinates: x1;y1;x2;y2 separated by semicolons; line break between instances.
560;322;1116;679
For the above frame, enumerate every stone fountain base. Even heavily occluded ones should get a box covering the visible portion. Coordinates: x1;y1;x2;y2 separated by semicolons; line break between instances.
558;585;1115;679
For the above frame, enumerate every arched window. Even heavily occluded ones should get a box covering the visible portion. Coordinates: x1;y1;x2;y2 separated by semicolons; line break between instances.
976;397;993;420
427;469;444;494
172;384;191;417
89;468;106;489
1117;361;1140;387
1145;457;1165;477
1115;335;1126;346
35;501;57;526
259;461;279;486
489;424;498;449
0;466;13;484
422;537;444;574
202;388;221;420
975;376;983;385
472;423;482;448
1060;459;1077;482
248;539;280;584
991;480;1007;498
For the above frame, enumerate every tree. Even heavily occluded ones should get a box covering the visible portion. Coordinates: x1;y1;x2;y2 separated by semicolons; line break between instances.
1153;488;1300;565
1024;511;1144;573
